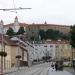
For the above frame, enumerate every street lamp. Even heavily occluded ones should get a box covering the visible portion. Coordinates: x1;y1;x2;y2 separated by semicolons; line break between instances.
0;20;7;75
16;38;21;70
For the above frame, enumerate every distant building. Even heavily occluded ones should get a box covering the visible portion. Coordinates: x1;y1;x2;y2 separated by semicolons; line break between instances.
32;40;72;61
55;41;71;61
2;16;28;34
33;43;55;60
26;22;71;39
0;17;71;40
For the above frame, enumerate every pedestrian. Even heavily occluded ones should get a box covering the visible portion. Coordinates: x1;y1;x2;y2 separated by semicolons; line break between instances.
51;63;54;70
55;62;58;71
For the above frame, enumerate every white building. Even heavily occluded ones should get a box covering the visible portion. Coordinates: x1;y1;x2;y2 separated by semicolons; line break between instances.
33;43;56;60
28;40;72;62
0;16;28;34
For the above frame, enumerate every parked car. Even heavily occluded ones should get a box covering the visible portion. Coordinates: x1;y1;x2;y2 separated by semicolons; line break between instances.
56;61;63;71
72;59;75;70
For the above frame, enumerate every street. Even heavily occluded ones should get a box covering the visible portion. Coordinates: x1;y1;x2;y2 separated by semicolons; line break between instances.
6;62;73;75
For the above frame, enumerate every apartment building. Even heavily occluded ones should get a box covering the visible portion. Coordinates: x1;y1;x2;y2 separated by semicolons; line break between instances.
54;41;72;61
32;40;72;61
0;35;28;69
33;43;55;60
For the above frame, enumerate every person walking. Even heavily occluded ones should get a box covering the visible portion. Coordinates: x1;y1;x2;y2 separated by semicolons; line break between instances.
55;62;58;71
51;62;55;71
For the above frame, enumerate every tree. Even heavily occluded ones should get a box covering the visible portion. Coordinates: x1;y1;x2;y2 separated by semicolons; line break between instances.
17;27;25;35
70;25;75;66
6;27;15;37
59;32;70;40
46;29;60;40
39;29;69;41
70;25;75;48
39;30;46;40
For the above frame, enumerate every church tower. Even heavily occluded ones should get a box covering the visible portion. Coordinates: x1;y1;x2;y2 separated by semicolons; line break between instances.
0;20;4;34
13;16;20;32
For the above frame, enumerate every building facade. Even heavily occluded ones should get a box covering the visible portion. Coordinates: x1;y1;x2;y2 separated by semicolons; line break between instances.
26;23;70;39
55;41;72;61
0;17;71;39
33;43;56;61
1;16;28;34
0;36;28;69
31;40;72;61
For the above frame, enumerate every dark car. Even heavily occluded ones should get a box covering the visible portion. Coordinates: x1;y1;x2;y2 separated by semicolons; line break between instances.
72;59;75;70
57;61;63;71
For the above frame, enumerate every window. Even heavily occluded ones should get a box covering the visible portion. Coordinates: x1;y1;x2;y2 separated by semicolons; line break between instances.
29;28;30;31
56;45;58;48
44;45;47;47
50;45;53;47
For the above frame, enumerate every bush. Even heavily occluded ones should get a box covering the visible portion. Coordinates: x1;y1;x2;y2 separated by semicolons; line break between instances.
63;64;72;67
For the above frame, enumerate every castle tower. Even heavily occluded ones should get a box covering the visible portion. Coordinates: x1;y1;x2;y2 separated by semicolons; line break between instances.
44;21;47;24
0;20;4;34
13;16;20;32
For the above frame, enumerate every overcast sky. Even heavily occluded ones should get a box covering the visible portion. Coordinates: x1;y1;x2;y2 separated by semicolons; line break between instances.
0;0;75;25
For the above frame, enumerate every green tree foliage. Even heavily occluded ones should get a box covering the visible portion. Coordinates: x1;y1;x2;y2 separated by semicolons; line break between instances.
60;33;70;40
6;27;15;37
70;25;75;48
17;27;25;35
39;29;69;40
39;30;46;40
46;29;60;40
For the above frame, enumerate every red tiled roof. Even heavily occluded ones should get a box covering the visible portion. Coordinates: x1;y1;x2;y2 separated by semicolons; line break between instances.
0;35;27;51
46;40;69;44
0;35;17;46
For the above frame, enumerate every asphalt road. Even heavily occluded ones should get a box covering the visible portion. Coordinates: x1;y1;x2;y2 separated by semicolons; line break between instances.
5;62;73;75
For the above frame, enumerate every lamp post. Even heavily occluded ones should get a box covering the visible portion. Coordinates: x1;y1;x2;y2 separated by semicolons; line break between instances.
0;20;7;75
16;38;21;70
72;47;74;67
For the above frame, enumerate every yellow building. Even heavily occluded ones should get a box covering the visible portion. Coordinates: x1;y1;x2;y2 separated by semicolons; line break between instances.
72;48;75;60
0;35;28;69
55;41;72;61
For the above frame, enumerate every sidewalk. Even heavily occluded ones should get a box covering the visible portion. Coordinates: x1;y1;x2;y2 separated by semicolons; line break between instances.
0;67;28;75
64;67;75;75
0;63;43;75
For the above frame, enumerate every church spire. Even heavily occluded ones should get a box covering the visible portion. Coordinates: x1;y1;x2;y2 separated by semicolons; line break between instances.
14;16;18;23
0;20;4;28
44;21;47;24
0;20;4;34
13;16;19;32
14;16;19;26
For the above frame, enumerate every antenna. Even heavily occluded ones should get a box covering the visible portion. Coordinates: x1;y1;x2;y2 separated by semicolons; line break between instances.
12;0;17;13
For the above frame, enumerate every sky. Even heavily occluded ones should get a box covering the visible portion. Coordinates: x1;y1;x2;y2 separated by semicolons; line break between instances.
0;0;75;25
